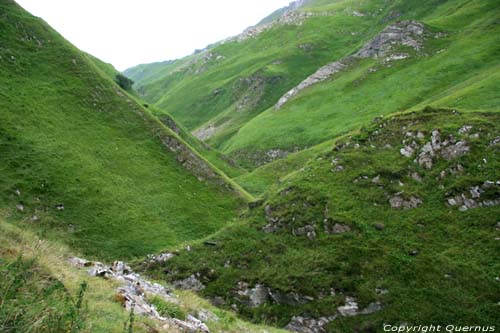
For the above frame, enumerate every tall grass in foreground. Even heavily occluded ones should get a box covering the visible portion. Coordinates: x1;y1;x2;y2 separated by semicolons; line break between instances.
0;256;88;333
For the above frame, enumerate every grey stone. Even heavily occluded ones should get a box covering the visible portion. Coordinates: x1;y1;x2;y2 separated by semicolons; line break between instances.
458;125;473;135
389;195;422;209
417;154;433;169
374;223;385;231
294;224;315;236
285;315;337;333
197;309;219;323
400;145;415;157
355;20;425;58
173;275;205;291
269;291;312;306
236;282;269;308
328;223;352;234
441;141;470;160
337;296;359;316
411;172;423;182
360;302;383;315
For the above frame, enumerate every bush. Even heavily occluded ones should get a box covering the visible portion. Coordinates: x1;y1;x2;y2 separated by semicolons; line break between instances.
115;74;134;91
149;296;186;320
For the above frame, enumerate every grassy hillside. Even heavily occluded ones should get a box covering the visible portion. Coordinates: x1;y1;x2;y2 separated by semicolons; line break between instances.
0;215;291;333
128;0;500;170
222;0;500;166
142;107;500;331
0;0;246;260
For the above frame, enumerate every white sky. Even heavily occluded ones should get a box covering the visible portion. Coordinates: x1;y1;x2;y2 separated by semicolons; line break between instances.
16;0;292;71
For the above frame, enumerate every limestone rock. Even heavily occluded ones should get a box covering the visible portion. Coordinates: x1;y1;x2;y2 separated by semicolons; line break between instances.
285;315;337;333
269;290;313;306
441;141;470;160
235;282;269;308
173;275;205;291
355;20;424;58
337;297;359;316
325;223;351;234
389;195;422;209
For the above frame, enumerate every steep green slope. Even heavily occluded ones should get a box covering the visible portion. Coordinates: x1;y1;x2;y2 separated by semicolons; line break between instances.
142;108;500;331
127;0;385;148
0;0;245;260
220;0;500;167
129;0;500;170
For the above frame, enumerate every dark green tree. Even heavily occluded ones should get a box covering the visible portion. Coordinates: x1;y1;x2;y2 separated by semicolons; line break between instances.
115;74;134;91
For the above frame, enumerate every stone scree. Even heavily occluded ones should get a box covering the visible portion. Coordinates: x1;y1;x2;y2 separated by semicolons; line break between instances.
69;257;214;332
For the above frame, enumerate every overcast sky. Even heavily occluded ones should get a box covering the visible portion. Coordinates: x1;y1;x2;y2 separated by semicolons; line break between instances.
16;0;292;71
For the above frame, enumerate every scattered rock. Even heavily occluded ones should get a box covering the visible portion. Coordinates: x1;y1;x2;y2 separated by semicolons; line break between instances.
148;252;175;264
360;301;383;315
458;125;473;135
441;141;470;160
269;290;313;306
355;20;425;58
389;195;422;209
332;165;345;172
337;296;359;317
16;203;24;212
409;250;419;256
337;296;383;317
69;257;208;331
400;145;415;157
411;172;423;182
14;189;21;196
294;225;315;236
173;274;205;291
417;154;433;169
285;315;337;333
276;60;347;109
55;204;65;211
374;223;385;231
490;137;500;146
326;223;351;234
197;309;219;323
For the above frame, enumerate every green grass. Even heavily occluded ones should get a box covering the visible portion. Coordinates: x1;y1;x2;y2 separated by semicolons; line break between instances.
0;256;88;333
128;0;500;170
0;0;245;260
142;108;500;331
221;0;500;164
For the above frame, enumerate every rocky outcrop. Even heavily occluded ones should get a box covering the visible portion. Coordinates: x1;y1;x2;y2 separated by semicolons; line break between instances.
389;194;422;209
69;257;211;332
285;315;337;333
193;124;223;141
275;60;347;109
229;0;313;42
285;297;382;332
354;20;424;58
234;282;314;308
447;181;500;211
275;20;426;109
400;128;472;170
337;296;382;317
173;274;206;291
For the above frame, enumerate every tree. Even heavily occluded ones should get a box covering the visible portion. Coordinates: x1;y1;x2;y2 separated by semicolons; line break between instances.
115;74;134;91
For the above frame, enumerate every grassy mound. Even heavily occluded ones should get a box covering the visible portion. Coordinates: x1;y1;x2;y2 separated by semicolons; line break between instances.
141;108;500;330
